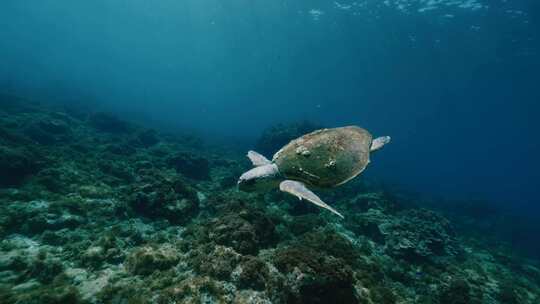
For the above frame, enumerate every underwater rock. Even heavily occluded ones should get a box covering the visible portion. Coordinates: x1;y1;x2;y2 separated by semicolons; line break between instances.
299;228;361;265
78;184;113;199
80;232;127;268
103;143;136;156
232;256;269;291
366;285;397;304
23;251;65;284
208;208;277;255
134;129;160;148
2;284;83;304
273;246;358;304
166;152;210;180
34;160;100;194
217;174;238;189
80;246;107;268
197;191;249;215
255;121;323;157
128;172;199;224
210;159;244;190
133;159;154;171
87;112;131;133
40;229;73;247
22;213;84;235
34;168;73;193
344;192;400;214
24;124;57;145
22;116;73;145
380;209;460;263
233;290;273;304
287;214;325;236
209;214;261;255
125;244;180;275
35;213;85;233
0;125;30;146
38;119;71;135
438;278;481;304
97;160;134;183
0;242;44;295
0;145;39;187
345;209;386;244
497;281;520;304
190;245;242;280
157;276;233;304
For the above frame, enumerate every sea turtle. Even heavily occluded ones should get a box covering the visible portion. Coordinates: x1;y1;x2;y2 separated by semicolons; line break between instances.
237;126;390;218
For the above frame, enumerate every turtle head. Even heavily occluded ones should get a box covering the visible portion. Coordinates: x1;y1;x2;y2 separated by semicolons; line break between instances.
238;163;281;192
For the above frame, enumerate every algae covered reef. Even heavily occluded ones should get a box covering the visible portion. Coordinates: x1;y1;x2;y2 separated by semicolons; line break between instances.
1;97;539;304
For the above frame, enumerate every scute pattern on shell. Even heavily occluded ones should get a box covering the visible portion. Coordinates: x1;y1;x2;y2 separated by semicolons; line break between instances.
273;126;372;187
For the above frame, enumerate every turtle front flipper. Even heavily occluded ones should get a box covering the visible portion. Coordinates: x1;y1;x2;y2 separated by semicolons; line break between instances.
279;180;344;218
238;164;280;192
247;150;271;166
370;136;391;152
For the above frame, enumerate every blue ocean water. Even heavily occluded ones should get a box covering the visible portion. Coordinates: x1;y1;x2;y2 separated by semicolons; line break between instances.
1;1;539;302
2;0;538;209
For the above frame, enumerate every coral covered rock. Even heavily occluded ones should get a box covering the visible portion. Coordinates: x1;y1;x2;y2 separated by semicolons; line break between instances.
497;281;520;304
87;112;131;133
273;246;358;304
0;145;39;186
207;208;277;255
38;118;71;135
128;171;199;224
103;143;136;156
2;284;83;304
233;256;270;291
125;245;180;275
439;278;481;304
189;245;241;280
299;228;361;265
287;214;325;236
134;129;160;148
157;276;232;304
24;118;73;145
80;246;107;268
380;209;460;262
23;251;65;284
345;209;387;244
167;152;210;180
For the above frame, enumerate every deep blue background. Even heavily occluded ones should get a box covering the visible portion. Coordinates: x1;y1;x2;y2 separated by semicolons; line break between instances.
1;1;539;216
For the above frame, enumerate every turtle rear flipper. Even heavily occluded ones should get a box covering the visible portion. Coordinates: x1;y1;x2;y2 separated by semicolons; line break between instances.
279;180;344;218
247;150;271;166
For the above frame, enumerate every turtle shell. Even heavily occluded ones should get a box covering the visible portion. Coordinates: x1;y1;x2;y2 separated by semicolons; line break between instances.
272;126;372;187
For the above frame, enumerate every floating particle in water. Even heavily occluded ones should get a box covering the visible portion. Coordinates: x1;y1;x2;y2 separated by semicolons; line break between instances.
335;2;353;10
309;9;325;21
